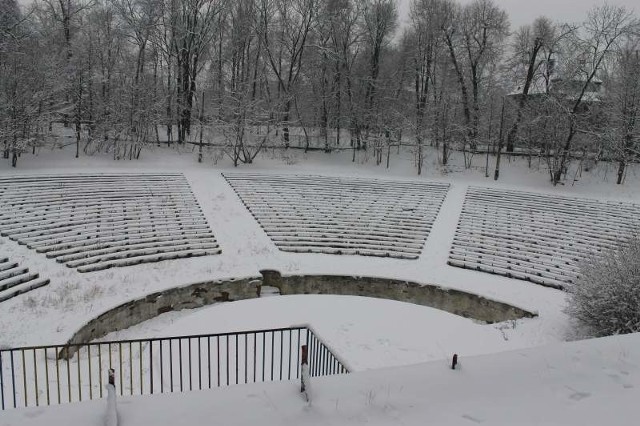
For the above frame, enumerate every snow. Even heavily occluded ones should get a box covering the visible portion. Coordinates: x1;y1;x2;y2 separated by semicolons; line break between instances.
0;146;586;350
103;384;117;426
98;295;542;371
2;331;639;426
0;144;639;422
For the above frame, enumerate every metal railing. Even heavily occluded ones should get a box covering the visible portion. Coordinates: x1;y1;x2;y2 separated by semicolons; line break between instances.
0;326;348;410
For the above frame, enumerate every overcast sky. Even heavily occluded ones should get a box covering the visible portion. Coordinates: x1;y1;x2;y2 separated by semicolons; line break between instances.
397;0;638;29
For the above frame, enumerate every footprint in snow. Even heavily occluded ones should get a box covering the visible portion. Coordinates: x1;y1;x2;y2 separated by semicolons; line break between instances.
461;413;484;423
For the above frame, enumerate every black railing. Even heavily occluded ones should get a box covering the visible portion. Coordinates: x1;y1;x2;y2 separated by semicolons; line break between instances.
0;326;348;410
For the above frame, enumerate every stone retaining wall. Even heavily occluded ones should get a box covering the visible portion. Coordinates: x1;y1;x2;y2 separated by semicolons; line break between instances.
62;271;536;358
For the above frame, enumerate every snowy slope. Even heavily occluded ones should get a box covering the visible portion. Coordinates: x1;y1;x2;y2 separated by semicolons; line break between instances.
2;331;638;426
99;295;550;371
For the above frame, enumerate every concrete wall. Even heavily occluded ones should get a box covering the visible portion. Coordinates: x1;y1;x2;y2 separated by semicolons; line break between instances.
62;271;535;358
61;277;261;358
260;270;535;323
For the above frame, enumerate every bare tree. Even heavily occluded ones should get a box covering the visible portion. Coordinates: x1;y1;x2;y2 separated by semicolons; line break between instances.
169;0;225;144
257;0;315;148
552;5;638;185
443;0;508;150
604;38;640;184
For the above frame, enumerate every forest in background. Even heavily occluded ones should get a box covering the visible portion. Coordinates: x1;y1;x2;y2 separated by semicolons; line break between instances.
0;0;638;184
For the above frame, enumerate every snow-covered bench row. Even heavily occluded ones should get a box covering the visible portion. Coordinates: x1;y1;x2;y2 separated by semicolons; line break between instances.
248;209;437;229
462;194;635;225
37;228;212;255
0;257;50;303
460;206;630;242
0;202;199;227
223;173;449;259
1;191;196;209
456;219;622;252
466;187;640;217
463;195;635;234
449;187;640;289
12;217;208;244
0;203;201;227
0;174;220;272
234;196;439;214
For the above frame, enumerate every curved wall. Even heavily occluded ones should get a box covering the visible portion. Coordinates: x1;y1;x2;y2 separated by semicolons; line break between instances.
62;270;536;357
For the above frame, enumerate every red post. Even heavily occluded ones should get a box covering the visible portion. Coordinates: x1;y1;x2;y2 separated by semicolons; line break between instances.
301;345;308;366
451;354;458;370
108;368;115;386
301;345;308;393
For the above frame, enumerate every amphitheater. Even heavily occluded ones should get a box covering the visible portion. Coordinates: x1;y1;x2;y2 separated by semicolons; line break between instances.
0;167;638;423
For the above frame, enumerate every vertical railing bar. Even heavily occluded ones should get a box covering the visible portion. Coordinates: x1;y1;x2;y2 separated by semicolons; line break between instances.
244;334;248;384
0;351;4;410
55;349;60;405
288;331;292;381
150;340;154;395
88;345;92;400
129;342;133;396
77;346;82;402
235;334;238;385
262;332;265;382
270;332;274;381
323;346;328;376
207;336;211;389
308;329;312;375
306;330;312;377
313;334;322;376
21;350;27;407
160;340;164;394
252;333;257;383
316;337;321;377
66;349;71;403
198;337;202;391
216;336;220;387
296;330;301;379
169;339;173;393
98;345;103;398
188;338;192;392
33;349;39;406
226;335;229;387
313;334;318;377
279;330;283;381
178;339;183;392
312;335;317;377
10;351;17;408
139;341;143;395
118;343;123;396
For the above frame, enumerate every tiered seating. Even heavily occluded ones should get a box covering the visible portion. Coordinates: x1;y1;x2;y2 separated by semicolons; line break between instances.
0;174;221;272
449;187;640;289
223;173;449;259
0;257;49;302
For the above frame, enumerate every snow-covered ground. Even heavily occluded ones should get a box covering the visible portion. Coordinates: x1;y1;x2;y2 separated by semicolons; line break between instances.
1;145;598;349
99;295;540;371
2;331;639;426
0;144;638;422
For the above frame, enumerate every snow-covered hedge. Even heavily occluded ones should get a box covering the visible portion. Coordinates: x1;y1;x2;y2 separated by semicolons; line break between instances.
566;237;640;337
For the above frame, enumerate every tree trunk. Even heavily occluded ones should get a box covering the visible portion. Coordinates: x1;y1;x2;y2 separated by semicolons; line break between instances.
494;98;506;180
